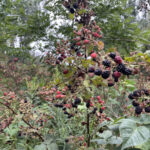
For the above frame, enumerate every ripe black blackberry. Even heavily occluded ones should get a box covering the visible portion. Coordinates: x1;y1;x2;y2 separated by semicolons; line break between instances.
65;139;69;143
108;82;114;87
122;68;132;75
144;89;149;96
78;72;85;78
71;44;75;49
133;90;141;97
72;103;77;108
92;58;97;62
135;106;142;115
68;85;72;90
68;114;73;118
92;107;97;114
73;3;78;9
24;100;27;103
58;57;63;61
63;101;66;104
88;67;95;73
128;93;134;99
18;131;22;137
99;108;103;113
74;98;81;105
145;106;150;113
56;60;60;64
114;77;118;82
132;101;139;107
109;52;116;59
66;5;70;9
64;111;69;115
62;107;66;111
70;8;75;13
94;69;102;76
102;70;110;79
86;101;90;108
75;48;79;52
102;60;111;67
116;64;126;73
81;37;85;40
54;104;63;108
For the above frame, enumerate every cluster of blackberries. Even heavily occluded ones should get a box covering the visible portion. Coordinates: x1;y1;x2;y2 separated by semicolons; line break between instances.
128;89;149;100
64;1;78;14
91;107;104;114
88;66;110;80
109;52;132;76
88;52;132;85
72;98;81;108
56;54;67;64
116;64;132;75
128;89;150;114
102;60;111;67
54;98;81;119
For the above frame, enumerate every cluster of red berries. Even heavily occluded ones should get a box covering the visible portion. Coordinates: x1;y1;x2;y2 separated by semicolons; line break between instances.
87;96;110;122
1;92;16;107
55;22;102;65
52;90;110;122
128;89;150;114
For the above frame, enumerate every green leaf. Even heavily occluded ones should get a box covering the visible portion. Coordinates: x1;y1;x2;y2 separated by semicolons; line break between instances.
78;9;86;15
69;13;74;20
137;114;150;125
83;79;90;87
119;119;150;150
97;130;112;139
135;139;150;150
81;59;94;68
91;139;107;144
46;143;58;150
108;136;122;145
91;76;103;86
34;144;47;150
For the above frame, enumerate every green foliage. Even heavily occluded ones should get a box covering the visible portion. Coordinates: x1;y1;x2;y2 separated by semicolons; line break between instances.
0;0;150;150
93;114;150;150
0;0;50;57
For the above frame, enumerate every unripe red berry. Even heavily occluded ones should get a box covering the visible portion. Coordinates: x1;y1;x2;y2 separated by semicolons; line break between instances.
10;95;15;99
91;53;97;58
76;51;82;56
101;106;105;110
63;70;69;74
83;39;90;44
3;92;7;96
90;102;94;107
106;117;110;121
14;57;18;62
56;91;61;95
56;95;62;99
93;32;99;37
76;42;81;46
97;96;101;100
113;71;121;78
114;56;122;64
98;99;102;103
77;31;82;36
84;142;87;147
